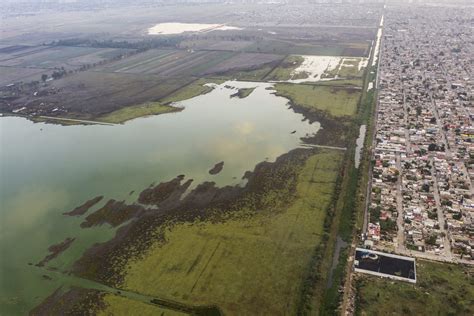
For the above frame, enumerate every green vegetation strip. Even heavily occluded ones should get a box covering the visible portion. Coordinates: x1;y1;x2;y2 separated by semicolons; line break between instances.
160;78;224;104
97;102;181;124
96;79;226;124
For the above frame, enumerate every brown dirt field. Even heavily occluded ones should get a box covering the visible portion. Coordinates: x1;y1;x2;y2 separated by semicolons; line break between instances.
11;72;194;116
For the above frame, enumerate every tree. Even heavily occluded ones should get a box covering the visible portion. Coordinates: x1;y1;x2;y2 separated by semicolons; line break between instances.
416;106;422;116
428;143;437;151
41;74;48;82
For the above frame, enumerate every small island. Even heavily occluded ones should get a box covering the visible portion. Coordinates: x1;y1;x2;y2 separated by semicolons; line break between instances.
209;161;224;175
230;88;256;99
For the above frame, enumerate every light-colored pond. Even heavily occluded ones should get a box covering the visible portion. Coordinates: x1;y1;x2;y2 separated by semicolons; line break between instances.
286;55;368;83
148;22;241;35
355;124;367;168
0;81;320;314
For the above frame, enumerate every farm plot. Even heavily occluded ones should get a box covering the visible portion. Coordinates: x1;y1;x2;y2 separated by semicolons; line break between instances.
21;72;193;116
0;45;39;55
0;66;52;86
202;52;283;75
95;49;177;73
96;49;236;78
0;45;133;70
179;39;254;51
0;45;52;62
244;39;370;57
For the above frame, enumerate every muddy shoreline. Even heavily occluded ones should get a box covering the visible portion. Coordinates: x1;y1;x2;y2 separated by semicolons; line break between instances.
289;102;352;148
63;196;103;216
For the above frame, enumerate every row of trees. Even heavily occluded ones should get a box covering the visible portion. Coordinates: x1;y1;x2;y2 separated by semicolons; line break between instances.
41;68;67;82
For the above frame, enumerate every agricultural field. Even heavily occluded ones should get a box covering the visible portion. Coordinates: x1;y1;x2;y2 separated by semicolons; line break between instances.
0;66;51;86
202;52;283;76
7;72;194;117
244;39;370;57
97;50;235;77
179;39;254;51
355;260;474;315
0;45;133;71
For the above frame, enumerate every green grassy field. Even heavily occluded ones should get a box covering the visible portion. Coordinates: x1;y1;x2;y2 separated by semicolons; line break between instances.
274;83;360;117
356;260;474;316
244;40;369;57
209;65;274;81
264;55;305;81
160;78;224;104
118;150;342;315
97;102;180;124
314;79;364;87
99;294;187;316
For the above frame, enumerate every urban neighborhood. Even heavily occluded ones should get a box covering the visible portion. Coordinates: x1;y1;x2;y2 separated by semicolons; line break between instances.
367;6;473;264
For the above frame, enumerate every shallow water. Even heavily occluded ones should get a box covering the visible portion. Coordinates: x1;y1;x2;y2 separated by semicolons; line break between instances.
286;56;368;83
355;125;367;168
0;81;320;314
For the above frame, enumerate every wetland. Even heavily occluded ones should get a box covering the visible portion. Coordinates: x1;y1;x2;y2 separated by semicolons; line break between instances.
0;2;383;314
0;80;321;314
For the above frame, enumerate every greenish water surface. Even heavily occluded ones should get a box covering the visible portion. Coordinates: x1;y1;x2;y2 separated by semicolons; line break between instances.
0;81;320;314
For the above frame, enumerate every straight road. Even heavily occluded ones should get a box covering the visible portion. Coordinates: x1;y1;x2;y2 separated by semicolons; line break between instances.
395;153;405;253
38;116;115;126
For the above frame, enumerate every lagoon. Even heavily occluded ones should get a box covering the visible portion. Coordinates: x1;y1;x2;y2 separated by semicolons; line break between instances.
0;81;320;314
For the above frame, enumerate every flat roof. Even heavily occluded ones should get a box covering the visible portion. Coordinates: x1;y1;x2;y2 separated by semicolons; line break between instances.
354;248;416;283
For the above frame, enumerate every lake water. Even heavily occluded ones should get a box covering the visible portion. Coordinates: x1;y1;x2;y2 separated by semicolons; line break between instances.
0;81;320;314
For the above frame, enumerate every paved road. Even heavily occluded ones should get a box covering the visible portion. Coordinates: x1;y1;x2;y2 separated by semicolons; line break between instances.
395;153;405;253
430;157;453;259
